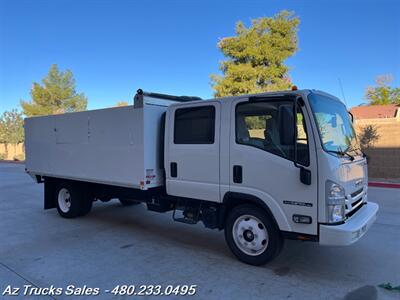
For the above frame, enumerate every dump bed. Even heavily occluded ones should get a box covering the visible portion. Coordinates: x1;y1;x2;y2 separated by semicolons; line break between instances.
25;102;167;190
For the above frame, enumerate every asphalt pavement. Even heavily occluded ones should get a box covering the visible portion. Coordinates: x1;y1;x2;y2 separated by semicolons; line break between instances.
0;162;399;300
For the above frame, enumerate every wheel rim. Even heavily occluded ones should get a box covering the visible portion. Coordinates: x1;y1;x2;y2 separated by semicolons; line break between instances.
58;188;71;213
232;214;269;256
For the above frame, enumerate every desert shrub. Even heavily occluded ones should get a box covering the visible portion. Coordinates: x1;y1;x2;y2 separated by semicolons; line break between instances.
13;153;25;161
359;124;380;149
0;153;6;160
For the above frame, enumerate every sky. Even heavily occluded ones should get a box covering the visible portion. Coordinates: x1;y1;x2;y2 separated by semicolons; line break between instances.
0;0;399;114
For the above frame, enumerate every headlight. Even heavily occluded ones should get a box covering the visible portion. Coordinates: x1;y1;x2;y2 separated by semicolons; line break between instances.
326;180;345;223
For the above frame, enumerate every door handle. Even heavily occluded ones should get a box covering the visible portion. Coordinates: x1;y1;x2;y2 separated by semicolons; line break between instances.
233;165;242;183
170;162;177;178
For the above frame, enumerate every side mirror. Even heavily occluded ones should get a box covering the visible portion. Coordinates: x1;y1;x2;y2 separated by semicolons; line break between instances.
348;111;354;123
300;167;311;185
279;104;295;146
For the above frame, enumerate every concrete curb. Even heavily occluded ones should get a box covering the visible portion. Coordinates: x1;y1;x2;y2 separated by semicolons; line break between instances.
0;160;25;164
368;182;400;189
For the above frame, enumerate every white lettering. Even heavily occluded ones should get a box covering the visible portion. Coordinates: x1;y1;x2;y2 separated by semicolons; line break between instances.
2;285;19;296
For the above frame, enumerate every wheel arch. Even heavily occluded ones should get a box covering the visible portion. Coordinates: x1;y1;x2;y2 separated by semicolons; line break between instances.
220;192;290;232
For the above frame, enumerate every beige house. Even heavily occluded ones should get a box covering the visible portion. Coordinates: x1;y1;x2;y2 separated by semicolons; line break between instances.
351;104;400;122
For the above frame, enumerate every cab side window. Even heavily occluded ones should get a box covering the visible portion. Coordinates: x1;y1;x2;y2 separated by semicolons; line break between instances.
174;106;215;144
236;100;309;165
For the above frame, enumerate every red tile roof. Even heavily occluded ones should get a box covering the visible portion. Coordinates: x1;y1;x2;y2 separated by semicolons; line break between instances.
350;104;399;119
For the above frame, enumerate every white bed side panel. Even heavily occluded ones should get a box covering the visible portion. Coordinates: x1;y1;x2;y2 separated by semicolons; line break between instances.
25;106;152;188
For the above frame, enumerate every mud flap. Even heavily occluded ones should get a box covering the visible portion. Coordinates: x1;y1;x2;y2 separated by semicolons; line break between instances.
44;179;56;209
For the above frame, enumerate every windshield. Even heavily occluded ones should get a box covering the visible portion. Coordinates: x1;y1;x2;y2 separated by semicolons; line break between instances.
309;93;359;153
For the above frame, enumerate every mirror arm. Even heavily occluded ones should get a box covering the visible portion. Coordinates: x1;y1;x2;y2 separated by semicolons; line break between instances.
293;98;299;165
293;97;312;185
293;95;305;165
348;111;354;123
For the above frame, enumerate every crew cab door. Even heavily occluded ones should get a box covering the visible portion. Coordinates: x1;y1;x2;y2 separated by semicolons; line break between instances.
229;96;318;235
165;102;220;202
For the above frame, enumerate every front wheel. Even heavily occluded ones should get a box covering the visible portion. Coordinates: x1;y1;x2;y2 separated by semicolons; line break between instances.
224;204;283;266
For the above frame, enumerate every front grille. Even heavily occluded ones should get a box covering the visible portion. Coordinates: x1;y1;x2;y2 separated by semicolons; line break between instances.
345;198;363;210
352;198;363;208
346;201;365;218
351;188;363;198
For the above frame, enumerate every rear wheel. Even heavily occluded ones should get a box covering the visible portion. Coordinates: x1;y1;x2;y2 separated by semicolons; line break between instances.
224;204;283;266
56;182;84;218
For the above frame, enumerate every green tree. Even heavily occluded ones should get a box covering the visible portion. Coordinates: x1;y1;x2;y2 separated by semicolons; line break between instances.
211;11;300;97
365;75;400;105
0;109;24;157
0;117;8;158
21;64;88;116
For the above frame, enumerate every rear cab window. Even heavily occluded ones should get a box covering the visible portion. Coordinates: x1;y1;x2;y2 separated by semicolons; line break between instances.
174;106;215;144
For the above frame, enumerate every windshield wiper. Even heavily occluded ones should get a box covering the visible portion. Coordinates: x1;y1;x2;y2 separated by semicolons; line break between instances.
339;146;355;161
347;145;367;158
327;149;355;161
352;147;367;158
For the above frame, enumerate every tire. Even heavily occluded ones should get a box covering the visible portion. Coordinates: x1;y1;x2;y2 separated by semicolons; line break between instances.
80;189;93;217
55;182;84;218
119;198;141;206
224;204;283;266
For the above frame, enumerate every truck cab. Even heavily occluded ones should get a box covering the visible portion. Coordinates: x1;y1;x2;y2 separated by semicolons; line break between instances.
163;89;378;264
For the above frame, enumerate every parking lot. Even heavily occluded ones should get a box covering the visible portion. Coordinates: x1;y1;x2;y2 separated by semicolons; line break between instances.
0;162;399;300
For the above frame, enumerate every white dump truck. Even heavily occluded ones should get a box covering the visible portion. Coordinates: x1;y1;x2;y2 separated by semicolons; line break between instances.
25;89;379;265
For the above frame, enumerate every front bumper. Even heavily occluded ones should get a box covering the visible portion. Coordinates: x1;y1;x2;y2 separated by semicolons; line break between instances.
319;202;379;246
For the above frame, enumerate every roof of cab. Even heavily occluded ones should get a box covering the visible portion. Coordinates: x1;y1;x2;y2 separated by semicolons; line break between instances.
139;88;345;108
166;89;311;106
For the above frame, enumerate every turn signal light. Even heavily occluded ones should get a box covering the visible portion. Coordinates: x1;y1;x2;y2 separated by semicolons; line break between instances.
293;214;312;224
